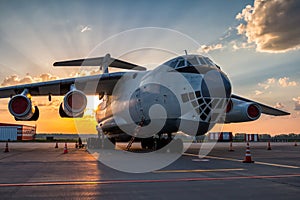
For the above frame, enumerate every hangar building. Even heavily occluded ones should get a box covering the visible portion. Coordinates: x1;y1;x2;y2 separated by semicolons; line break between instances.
0;123;36;141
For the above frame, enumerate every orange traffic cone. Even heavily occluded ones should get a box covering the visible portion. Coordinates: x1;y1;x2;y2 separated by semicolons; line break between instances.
243;143;254;163
4;142;9;153
228;142;234;152
55;141;58;148
267;141;272;150
63;142;68;154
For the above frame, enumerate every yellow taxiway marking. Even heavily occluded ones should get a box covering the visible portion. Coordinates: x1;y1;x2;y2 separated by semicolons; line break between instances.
2;174;300;187
184;153;300;169
154;168;245;173
254;161;300;169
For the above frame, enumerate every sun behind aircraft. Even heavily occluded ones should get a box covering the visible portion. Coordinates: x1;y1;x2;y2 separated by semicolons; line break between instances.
0;54;289;150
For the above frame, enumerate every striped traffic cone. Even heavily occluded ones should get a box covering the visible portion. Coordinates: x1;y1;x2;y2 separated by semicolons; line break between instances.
4;142;9;153
63;142;68;154
267;141;272;150
243;143;254;163
228;142;234;152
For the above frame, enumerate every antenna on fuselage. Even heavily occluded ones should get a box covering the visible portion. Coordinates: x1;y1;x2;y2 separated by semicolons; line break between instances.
184;50;188;55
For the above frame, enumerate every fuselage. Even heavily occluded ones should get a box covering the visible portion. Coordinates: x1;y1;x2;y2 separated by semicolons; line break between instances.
95;54;232;141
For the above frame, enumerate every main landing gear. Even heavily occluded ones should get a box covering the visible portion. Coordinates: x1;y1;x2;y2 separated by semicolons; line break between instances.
141;133;183;152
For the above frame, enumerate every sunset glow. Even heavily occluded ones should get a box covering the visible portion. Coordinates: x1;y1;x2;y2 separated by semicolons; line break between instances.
0;0;300;135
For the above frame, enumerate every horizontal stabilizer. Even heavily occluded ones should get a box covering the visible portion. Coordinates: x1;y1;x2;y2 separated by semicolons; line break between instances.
53;56;147;71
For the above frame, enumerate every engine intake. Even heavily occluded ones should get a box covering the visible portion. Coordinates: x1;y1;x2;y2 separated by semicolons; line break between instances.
225;99;261;123
8;90;39;121
59;87;87;118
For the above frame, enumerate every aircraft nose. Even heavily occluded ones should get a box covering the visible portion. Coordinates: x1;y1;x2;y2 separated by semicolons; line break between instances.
201;70;232;99
221;72;232;98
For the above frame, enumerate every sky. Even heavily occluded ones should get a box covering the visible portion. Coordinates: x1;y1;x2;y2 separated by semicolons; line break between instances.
0;0;300;135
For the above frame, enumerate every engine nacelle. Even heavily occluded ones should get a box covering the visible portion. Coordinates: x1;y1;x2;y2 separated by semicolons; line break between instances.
8;93;39;121
225;99;261;123
59;88;87;118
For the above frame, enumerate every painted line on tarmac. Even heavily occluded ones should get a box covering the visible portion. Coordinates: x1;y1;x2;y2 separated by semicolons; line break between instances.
254;161;300;169
153;168;245;173
184;153;300;169
1;174;300;187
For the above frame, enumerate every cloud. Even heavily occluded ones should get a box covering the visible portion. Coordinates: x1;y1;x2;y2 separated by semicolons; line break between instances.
1;74;33;86
38;73;59;82
267;78;276;84
258;83;270;90
258;77;296;90
278;77;297;87
69;69;101;77
274;102;285;109
292;97;300;110
198;43;223;53
236;23;246;35
255;90;263;96
80;26;92;33
236;5;253;21
219;27;234;41
236;0;300;53
258;78;276;90
231;40;255;51
1;73;59;86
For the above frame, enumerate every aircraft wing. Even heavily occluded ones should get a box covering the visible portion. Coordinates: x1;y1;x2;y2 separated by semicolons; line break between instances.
231;94;290;116
0;72;126;98
0;54;147;98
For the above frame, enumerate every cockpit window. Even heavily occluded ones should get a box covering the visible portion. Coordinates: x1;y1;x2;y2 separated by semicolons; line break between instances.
204;57;215;66
168;59;178;68
187;57;199;66
198;57;207;65
163;55;218;70
176;59;185;68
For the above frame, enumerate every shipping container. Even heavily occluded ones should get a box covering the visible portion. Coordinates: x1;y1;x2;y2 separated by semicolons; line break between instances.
244;134;259;142
208;132;233;142
0;127;18;141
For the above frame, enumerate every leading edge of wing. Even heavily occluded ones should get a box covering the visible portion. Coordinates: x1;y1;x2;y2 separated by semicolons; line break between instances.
53;57;147;71
0;72;125;98
231;94;290;116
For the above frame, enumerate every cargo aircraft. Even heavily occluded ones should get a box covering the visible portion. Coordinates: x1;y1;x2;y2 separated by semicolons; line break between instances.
0;54;289;150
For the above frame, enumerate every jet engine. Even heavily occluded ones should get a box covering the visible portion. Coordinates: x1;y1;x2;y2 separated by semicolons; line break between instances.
59;86;87;118
225;99;261;123
8;89;39;121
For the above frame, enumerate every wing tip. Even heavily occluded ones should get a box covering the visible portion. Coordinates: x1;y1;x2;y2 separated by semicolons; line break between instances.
276;111;290;116
53;62;59;66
